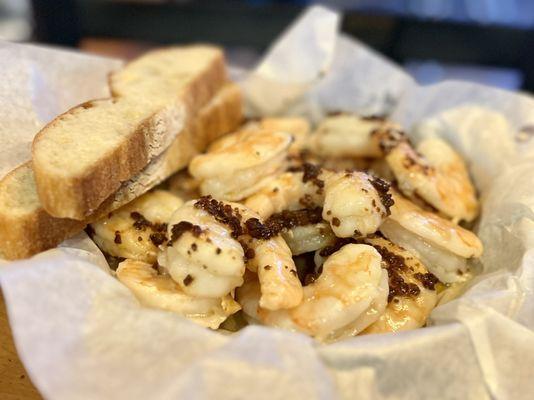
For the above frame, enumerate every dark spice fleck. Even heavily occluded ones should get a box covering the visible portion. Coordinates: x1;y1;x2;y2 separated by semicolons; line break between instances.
239;240;256;260
245;207;324;240
216;247;222;254
264;265;272;270
299;194;315;208
130;211;151;230
138;236;143;242
301;163;325;189
170;221;202;243
191;243;198;251
369;177;394;215
372;244;421;302
149;232;167;246
332;217;340;227
244;218;273;240
373;126;407;154
183;274;194;286
414;272;439;290
195;196;243;238
114;231;122;244
152;222;168;233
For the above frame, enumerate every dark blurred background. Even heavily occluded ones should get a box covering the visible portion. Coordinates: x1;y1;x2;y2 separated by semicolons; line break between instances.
1;0;533;91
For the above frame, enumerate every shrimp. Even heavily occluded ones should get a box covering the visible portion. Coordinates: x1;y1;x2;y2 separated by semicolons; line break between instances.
379;192;483;283
309;114;402;158
116;259;240;329
90;190;183;264
243;234;303;310
158;200;246;298
159;197;303;310
245;165;392;238
308;114;478;222
188;129;292;200
245;117;310;155
231;202;303;310
362;236;438;334
323;170;391;237
385;137;479;222
237;244;389;342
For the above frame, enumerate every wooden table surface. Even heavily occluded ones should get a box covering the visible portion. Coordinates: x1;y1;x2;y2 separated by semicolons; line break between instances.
0;291;41;399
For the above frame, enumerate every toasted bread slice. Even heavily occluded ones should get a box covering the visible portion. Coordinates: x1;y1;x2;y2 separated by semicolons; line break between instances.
98;83;243;214
32;45;226;220
0;163;85;260
0;84;242;260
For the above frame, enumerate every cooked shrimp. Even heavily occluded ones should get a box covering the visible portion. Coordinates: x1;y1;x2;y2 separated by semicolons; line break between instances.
243;234;303;310
232;202;303;310
237;244;389;342
188;129;292;200
385;137;479;222
116;259;240;329
245;117;310;155
159;197;302;309
158;200;246;299
309;114;402;158
379;193;483;283
91;190;183;264
322;170;391;237
244;171;323;219
245;166;392;238
362;236;438;334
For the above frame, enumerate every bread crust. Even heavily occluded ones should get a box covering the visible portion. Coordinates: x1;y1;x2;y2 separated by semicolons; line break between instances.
0;84;242;260
0;163;85;260
32;46;227;220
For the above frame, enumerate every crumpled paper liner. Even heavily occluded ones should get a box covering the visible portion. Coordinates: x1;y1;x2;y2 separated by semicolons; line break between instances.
0;41;122;179
1;6;534;399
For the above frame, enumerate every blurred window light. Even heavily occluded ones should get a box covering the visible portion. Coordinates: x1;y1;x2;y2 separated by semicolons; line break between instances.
0;0;31;41
322;0;534;27
408;0;455;19
405;59;524;90
465;0;518;25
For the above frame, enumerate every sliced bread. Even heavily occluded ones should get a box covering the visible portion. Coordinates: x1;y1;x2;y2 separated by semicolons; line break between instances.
0;84;242;260
32;45;226;220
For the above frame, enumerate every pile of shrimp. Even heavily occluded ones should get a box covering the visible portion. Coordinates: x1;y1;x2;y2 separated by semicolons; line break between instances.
89;114;483;342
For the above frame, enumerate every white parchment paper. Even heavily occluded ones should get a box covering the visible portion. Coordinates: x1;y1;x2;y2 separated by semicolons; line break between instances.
0;41;122;179
1;6;534;399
